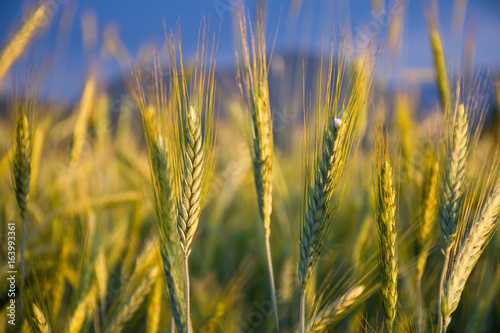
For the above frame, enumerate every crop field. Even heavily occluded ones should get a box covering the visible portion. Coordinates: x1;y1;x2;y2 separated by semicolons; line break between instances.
0;1;499;332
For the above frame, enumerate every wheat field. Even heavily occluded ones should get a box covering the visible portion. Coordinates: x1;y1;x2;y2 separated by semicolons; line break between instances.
1;1;500;333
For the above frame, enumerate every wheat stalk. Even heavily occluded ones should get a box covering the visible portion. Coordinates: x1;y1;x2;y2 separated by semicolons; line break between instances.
440;182;500;332
306;285;365;332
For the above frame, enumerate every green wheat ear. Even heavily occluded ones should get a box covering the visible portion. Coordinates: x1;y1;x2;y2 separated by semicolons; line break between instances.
237;10;279;330
440;103;468;243
376;160;398;333
416;144;439;280
177;106;205;256
374;117;398;333
441;178;500;332
132;58;187;333
12;77;37;221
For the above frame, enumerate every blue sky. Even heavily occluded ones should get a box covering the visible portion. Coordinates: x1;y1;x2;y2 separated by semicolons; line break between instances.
1;0;499;101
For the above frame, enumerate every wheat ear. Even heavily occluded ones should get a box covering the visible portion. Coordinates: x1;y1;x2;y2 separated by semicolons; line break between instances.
415;145;439;333
33;303;52;333
238;11;279;330
437;103;468;330
68;285;98;333
146;276;162;333
105;267;160;333
440;183;500;332
375;159;398;333
0;2;51;81
133;60;186;333
70;73;96;167
306;285;365;332
440;104;468;242
429;20;451;114
299;116;344;287
176;106;205;333
416;146;439;280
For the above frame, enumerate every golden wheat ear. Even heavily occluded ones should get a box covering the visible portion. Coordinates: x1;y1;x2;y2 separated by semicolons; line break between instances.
131;56;187;333
237;8;280;331
373;117;398;333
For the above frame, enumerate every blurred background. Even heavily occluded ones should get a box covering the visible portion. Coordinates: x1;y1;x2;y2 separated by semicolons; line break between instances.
1;0;499;108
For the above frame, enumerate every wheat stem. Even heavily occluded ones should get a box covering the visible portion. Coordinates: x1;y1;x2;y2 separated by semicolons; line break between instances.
299;288;306;333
